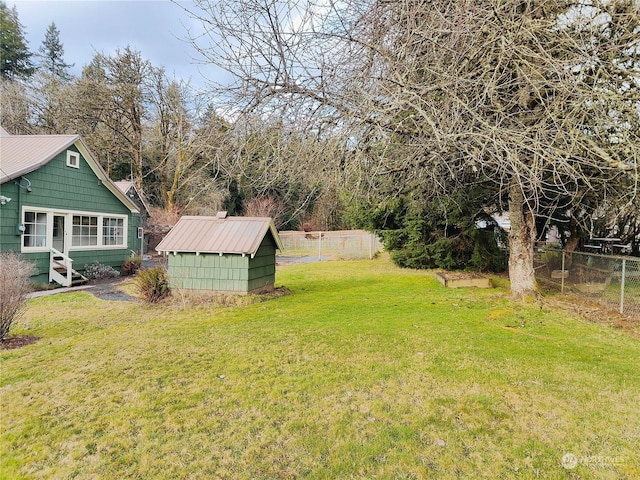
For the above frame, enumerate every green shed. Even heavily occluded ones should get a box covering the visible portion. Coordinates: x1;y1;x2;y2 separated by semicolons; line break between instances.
0;127;141;286
155;212;284;293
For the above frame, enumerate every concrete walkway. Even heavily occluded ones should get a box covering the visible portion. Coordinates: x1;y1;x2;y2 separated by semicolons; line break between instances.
28;277;131;300
29;284;94;298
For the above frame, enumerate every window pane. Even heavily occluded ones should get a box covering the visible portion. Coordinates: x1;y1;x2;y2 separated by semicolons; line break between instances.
103;217;124;246
23;211;47;248
72;215;98;246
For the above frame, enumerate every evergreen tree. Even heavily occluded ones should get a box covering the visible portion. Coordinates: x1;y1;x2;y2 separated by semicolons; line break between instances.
0;1;33;79
38;22;73;80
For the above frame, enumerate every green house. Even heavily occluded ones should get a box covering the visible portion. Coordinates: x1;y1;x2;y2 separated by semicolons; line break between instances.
155;212;283;293
0;127;141;286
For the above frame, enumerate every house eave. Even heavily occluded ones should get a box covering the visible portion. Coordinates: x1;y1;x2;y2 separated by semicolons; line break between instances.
74;139;140;214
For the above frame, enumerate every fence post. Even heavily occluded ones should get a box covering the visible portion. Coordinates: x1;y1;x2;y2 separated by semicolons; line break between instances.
620;258;626;314
369;234;373;260
318;231;322;261
561;250;566;294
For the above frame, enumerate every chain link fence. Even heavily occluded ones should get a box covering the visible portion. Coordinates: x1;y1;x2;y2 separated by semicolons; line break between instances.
534;249;640;318
278;230;383;260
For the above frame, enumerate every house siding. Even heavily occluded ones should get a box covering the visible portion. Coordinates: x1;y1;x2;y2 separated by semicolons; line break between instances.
0;145;140;284
0;181;20;249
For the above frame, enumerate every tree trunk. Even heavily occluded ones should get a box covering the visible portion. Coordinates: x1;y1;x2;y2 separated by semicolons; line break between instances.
508;179;537;299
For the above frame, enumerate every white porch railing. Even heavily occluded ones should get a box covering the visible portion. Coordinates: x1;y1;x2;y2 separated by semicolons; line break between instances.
49;248;74;287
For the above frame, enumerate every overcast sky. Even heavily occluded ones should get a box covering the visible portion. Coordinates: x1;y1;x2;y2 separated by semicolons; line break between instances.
11;0;224;91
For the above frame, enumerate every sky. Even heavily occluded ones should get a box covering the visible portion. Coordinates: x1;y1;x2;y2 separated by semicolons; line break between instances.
10;0;225;91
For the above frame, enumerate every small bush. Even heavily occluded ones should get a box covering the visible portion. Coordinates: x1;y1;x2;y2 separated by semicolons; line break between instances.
121;256;143;276
136;267;170;303
0;252;35;341
541;247;563;274
84;261;120;280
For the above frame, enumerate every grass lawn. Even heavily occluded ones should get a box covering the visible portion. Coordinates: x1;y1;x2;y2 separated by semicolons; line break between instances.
1;257;639;479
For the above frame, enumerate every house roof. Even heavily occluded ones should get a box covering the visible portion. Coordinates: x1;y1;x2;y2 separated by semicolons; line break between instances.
114;180;151;216
114;180;134;192
0;134;79;182
155;213;284;256
0;130;139;214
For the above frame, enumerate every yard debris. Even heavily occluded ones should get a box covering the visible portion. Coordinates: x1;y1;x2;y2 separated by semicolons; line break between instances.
543;296;640;339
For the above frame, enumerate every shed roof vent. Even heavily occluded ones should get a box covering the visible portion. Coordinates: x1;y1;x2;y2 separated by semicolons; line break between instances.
216;211;228;219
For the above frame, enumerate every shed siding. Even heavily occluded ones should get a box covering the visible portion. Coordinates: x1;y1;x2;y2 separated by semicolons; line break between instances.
166;233;277;293
247;235;276;292
168;252;251;292
0;146;140;284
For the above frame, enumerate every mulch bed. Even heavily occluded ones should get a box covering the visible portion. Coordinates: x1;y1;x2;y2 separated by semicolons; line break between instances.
1;335;41;350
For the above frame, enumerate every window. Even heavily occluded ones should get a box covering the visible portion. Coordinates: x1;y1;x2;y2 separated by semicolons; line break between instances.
72;215;98;246
23;211;47;248
21;208;127;252
66;150;79;168
103;217;124;246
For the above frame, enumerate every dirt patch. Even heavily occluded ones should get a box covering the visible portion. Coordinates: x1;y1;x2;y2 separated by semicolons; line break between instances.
166;286;292;308
259;286;292;300
1;335;41;350
86;277;137;302
90;289;137;302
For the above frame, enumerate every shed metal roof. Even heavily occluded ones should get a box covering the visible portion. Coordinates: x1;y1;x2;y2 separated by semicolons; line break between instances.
155;214;284;256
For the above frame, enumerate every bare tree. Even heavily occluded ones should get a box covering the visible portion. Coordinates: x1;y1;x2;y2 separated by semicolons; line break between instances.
220;115;349;228
184;0;639;298
145;73;232;213
0;79;32;134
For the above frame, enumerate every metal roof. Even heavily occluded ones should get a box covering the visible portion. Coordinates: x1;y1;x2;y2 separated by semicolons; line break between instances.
155;214;284;256
0;134;79;183
114;180;134;192
114;180;151;216
0;130;139;213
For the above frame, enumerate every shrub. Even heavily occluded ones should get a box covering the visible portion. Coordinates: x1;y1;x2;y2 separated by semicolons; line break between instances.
136;266;170;303
0;252;35;342
541;247;563;274
84;261;120;280
121;256;143;276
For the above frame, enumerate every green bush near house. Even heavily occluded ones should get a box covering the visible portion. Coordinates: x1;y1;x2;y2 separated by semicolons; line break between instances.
135;266;170;303
83;261;120;280
1;257;639;479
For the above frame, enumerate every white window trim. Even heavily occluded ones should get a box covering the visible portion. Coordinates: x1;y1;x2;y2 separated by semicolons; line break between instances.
66;150;80;168
21;208;50;252
21;207;128;253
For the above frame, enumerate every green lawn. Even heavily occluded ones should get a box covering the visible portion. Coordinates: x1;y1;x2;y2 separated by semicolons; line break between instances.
1;257;639;479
